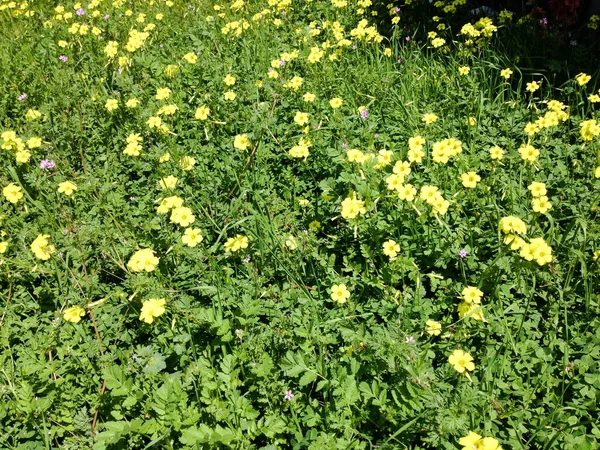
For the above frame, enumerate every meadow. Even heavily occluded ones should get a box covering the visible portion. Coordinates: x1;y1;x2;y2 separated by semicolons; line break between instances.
1;0;600;448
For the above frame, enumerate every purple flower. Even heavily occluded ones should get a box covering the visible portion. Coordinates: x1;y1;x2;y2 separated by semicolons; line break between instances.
539;17;548;27
397;58;403;63
341;142;348;149
76;8;85;15
242;256;251;263
59;55;68;63
284;390;294;401
18;93;27;101
405;336;415;344
118;67;124;73
40;159;56;170
459;249;468;258
374;133;380;139
279;59;286;67
103;14;110;19
405;35;411;41
360;109;368;119
352;44;357;50
394;7;401;14
129;196;136;201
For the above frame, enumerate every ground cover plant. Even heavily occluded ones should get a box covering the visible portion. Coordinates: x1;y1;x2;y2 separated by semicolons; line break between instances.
1;0;600;448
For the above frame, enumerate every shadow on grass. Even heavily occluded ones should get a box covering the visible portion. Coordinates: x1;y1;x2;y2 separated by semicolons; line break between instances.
373;0;600;85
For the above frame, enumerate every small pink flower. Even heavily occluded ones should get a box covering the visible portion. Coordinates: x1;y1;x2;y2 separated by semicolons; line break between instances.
284;390;294;401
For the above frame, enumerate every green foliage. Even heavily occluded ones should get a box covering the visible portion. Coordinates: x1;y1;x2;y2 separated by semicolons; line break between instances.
0;0;599;449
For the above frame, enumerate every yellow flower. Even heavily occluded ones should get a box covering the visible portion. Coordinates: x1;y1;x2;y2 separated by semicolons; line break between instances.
422;112;438;124
0;241;7;254
157;104;178;116
158;175;177;190
431;37;445;48
595;166;600;178
397;184;417;202
309;220;321;232
518;143;539;163
461;286;483;304
147;116;162;129
25;109;42;120
528;181;547;197
460;171;480;188
126;98;139;108
294;111;309;126
234;134;251;151
478;437;502;450
159;153;170;163
457;301;486;322
195;105;210;120
340;192;366;219
155;87;171;100
532;196;552;214
386;174;404;191
182;228;203;247
393;160;411;177
3;183;23;204
57;181;78;196
420;185;439;203
224;234;249;252
347;149;368;163
458;432;483;449
30;234;56;260
489;146;504;160
139;298;166;324
156;196;183;214
224;91;237;100
519;237;553;265
329;97;343;109
26;137;42;149
383;47;392;57
15;150;31;163
303;92;316;102
524;122;539;136
105;99;118;111
500;68;513;79
307;46;324;63
458;66;470;76
330;284;350;303
179;156;196;171
498;216;527;235
425;320;442;336
127;248;159;272
223;74;236;86
375;149;393;168
183;52;197;64
526;81;540;93
575;73;591;86
170;206;195;227
382;240;400;258
448;349;475;373
63;305;86;323
285;236;298;250
580;120;600;141
104;41;118;58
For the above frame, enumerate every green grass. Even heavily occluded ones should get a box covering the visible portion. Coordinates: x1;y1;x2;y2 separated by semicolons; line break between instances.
0;0;599;449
